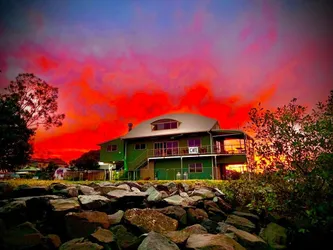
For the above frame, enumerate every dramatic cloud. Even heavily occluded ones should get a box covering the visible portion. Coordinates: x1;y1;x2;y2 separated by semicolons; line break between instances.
0;0;332;161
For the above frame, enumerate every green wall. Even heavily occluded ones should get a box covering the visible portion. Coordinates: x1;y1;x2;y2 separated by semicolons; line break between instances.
99;138;124;163
153;157;213;180
126;133;211;162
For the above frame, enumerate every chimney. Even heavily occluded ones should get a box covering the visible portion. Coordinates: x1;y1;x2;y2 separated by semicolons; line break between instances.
128;123;133;131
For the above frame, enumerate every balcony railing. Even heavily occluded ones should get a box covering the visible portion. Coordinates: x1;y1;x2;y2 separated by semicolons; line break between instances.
147;144;246;157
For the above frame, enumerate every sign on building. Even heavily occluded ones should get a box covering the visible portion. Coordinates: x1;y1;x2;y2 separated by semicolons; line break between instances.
188;147;199;154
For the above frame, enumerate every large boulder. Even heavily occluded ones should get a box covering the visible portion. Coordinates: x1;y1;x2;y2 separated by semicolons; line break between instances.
65;211;110;238
190;188;215;199
259;222;287;249
91;227;114;243
163;224;207;244
78;185;100;195
204;200;227;222
164;195;189;206
78;195;112;210
227;227;267;250
187;208;209;224
2;221;44;249
0;182;13;199
12;185;48;197
156;206;187;226
50;197;80;213
232;211;260;224
138;231;180;250
214;197;233;212
59;238;103;250
124;208;178;233
201;219;219;234
225;215;256;233
108;210;124;225
0;200;27;226
146;187;162;202
186;233;246;250
110;224;141;249
107;189;148;199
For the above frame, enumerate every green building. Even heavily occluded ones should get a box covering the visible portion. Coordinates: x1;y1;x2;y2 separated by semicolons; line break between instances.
99;113;254;180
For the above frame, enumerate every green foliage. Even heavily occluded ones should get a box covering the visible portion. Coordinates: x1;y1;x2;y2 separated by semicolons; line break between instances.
3;73;65;130
246;90;333;233
0;96;35;170
70;150;100;170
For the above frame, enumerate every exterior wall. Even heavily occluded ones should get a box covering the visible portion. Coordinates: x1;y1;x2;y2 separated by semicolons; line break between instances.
154;157;213;180
100;138;124;163
140;161;154;180
126;133;211;162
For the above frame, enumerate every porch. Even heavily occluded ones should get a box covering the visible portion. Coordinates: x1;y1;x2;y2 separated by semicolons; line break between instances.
146;143;246;158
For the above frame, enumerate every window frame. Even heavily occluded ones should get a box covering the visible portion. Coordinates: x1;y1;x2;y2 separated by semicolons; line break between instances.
187;138;201;147
134;143;146;150
151;119;179;131
188;163;203;173
106;144;118;152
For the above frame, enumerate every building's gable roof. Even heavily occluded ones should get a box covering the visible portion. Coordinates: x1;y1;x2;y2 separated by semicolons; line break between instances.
121;113;218;139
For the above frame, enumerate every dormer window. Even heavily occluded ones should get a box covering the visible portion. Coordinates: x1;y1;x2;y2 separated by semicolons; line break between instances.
151;119;179;131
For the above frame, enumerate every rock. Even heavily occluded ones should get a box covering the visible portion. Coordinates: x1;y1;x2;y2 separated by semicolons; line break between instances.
94;185;121;195
215;197;233;212
0;200;28;226
78;194;111;210
165;182;178;193
117;183;131;191
225;215;256;233
50;197;80;212
107;189;148;199
138;231;179;250
155;184;170;193
259;222;287;249
164;195;188;206
50;183;68;191
131;187;141;192
227;227;267;250
124;208;178;233
147;187;162;202
201;219;219;234
233;211;260;224
3;221;44;249
190;195;204;203
108;210;124;225
180;192;189;198
186;233;246;250
78;185;100;195
111;224;140;249
13;185;48;197
46;234;62;248
90;227;115;244
178;182;189;192
59;238;103;250
213;187;226;197
187;208;209;224
157;206;187;226
191;188;215;199
0;182;13;199
163;224;207;244
204;200;227;222
65;211;110;238
217;222;238;233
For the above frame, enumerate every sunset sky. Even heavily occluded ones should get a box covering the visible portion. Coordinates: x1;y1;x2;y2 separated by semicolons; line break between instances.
0;0;332;162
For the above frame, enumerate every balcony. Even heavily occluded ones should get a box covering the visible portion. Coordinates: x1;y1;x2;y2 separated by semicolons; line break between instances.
147;144;246;158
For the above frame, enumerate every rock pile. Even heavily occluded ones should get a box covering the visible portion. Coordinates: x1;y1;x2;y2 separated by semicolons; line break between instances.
0;181;288;249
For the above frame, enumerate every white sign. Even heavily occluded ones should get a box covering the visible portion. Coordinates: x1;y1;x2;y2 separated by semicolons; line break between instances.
188;147;199;154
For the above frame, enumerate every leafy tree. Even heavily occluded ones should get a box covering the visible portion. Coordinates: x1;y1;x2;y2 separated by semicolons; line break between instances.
70;150;100;170
46;161;59;173
247;90;333;230
0;96;35;170
3;73;65;130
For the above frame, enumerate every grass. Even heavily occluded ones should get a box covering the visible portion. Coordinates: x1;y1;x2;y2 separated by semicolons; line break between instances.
3;178;233;189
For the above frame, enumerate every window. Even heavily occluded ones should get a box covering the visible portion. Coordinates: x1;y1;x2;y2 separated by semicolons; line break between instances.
188;139;201;147
188;163;203;173
135;143;146;150
107;144;117;152
151;119;179;131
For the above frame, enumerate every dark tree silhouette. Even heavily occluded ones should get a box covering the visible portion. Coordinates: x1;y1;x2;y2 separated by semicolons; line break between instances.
0;96;35;170
3;73;65;130
70;150;100;170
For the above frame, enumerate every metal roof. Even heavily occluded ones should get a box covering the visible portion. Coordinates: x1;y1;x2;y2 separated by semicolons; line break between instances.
121;113;218;139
